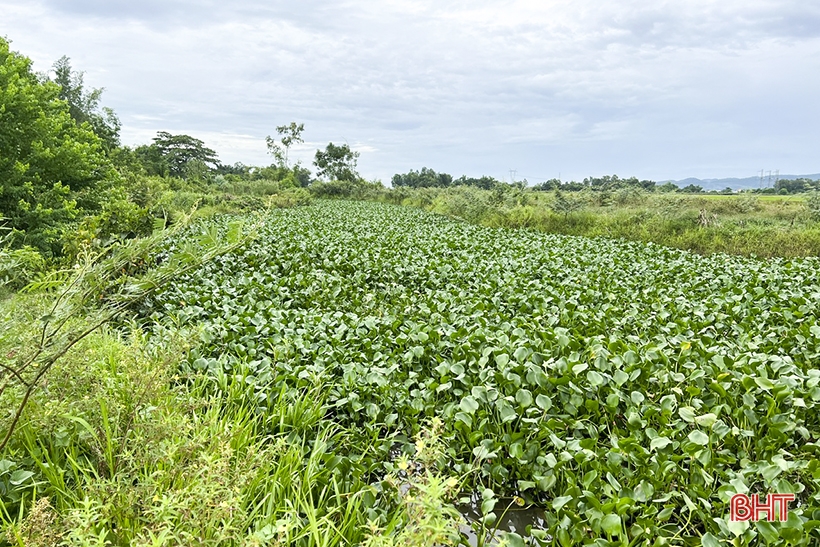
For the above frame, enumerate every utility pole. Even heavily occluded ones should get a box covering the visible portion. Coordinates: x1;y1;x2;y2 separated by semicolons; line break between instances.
509;169;517;184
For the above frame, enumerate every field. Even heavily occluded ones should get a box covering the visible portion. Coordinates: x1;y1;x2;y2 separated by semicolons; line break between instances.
2;199;820;545
382;187;820;258
151;200;819;543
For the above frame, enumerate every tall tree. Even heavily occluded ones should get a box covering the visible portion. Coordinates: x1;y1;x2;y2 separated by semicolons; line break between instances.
0;37;110;255
266;122;305;167
51;56;121;151
314;143;360;182
151;132;219;178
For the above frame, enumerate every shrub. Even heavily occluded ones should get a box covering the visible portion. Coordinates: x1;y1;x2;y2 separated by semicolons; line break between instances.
0;239;45;291
806;192;820;221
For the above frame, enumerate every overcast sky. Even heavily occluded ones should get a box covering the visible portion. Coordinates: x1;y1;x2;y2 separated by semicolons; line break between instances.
2;0;819;183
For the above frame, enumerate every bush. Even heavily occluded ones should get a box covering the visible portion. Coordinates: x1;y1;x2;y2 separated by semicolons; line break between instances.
612;187;646;206
0;240;45;292
309;179;385;200
806;192;820;221
62;190;156;261
267;187;312;208
549;190;585;217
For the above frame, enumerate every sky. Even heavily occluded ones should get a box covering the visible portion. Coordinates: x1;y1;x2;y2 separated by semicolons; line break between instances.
2;0;819;183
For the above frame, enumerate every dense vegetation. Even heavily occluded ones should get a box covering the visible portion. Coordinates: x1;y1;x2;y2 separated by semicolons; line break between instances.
4;200;819;545
3;35;820;546
0;37;314;292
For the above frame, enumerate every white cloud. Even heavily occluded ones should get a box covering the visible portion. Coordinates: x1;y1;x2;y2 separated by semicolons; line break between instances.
1;0;819;182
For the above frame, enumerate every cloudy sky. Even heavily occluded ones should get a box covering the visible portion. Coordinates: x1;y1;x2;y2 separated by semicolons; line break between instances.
2;0;819;183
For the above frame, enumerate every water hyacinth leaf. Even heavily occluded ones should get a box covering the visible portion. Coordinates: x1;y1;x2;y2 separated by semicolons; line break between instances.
553;496;573;510
473;445;496;460
481;497;497;515
535;394;552;411
688;430;710;445
498;402;517;423
755;376;775;391
9;470;34;486
460;396;480;414
601;514;621;536
650;437;673;451
587;370;604;387
516;389;533;408
518;480;536;491
455;412;472;427
679;407;697;423
694;413;718;428
501;532;526;547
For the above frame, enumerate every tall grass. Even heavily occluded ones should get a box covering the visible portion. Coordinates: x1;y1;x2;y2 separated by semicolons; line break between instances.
371;186;820;257
0;293;464;546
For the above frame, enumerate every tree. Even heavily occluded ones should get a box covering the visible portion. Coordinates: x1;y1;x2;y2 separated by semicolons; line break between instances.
0;37;111;255
314;143;360;182
657;182;679;193
151;132;219;178
51;56;121;151
550;190;584;218
392;168;453;188
266;122;305;167
454;175;502;190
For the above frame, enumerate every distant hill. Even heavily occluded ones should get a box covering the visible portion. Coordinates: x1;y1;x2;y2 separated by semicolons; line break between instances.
661;174;820;191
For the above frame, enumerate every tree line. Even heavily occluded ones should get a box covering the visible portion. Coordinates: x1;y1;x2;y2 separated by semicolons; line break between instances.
390;170;820;195
390;170;709;193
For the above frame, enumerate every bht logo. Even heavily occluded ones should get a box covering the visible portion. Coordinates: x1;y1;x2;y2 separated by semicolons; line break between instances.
730;494;795;522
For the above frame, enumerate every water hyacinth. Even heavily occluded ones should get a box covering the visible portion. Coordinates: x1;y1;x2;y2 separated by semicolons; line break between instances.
144;200;820;545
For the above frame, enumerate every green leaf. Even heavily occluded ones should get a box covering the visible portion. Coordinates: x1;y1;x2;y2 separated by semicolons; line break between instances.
694;413;717;428
517;480;536;491
650;436;673;451
688;430;709;445
498;402;518;423
754;376;774;390
9;469;34;486
535;394;552;411
679;406;696;422
515;389;533;408
459;396;479;414
454;412;472;427
552;495;573;510
601;514;621;536
481;497;497;515
501;532;525;547
587;370;604;386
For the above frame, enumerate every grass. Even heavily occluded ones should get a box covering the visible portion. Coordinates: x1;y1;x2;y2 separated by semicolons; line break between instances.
0;278;463;546
376;186;820;257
